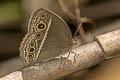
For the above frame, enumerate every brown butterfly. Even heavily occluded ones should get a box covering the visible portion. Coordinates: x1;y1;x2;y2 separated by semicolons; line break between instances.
19;8;73;65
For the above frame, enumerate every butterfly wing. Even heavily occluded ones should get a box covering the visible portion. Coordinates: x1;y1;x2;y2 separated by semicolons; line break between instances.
20;8;72;65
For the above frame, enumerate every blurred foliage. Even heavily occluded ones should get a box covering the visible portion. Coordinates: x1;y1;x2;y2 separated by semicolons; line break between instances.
0;0;24;24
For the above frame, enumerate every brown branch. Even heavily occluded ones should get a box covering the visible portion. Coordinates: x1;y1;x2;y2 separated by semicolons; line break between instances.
21;29;120;80
0;57;24;77
21;41;104;80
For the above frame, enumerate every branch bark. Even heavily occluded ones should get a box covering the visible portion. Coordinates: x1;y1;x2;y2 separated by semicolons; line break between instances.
1;28;120;80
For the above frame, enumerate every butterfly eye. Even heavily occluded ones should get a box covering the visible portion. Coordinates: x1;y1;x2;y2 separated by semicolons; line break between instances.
29;47;36;53
36;21;46;31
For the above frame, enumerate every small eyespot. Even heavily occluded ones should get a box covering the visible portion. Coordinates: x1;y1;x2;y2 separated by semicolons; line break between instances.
30;43;34;46
41;14;47;19
36;21;46;31
29;54;33;59
29;47;36;53
30;41;36;47
36;33;43;39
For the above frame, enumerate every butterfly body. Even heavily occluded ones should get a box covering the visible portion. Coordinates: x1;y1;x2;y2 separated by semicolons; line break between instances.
20;8;72;65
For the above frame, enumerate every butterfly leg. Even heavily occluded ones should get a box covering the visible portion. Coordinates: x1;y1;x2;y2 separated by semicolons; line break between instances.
34;62;43;66
67;51;80;64
58;55;64;69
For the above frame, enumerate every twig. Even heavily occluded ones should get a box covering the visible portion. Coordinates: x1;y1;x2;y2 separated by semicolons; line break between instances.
58;0;96;43
73;0;86;43
58;0;75;19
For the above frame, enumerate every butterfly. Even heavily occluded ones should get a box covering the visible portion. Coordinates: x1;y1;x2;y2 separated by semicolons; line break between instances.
19;8;73;65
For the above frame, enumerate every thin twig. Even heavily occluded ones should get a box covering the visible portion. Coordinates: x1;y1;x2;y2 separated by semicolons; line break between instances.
74;0;86;43
58;0;75;19
58;0;96;43
73;19;83;38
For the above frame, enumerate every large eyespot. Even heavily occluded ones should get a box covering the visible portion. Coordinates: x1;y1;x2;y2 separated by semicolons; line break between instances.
36;21;46;31
29;47;36;53
41;14;47;19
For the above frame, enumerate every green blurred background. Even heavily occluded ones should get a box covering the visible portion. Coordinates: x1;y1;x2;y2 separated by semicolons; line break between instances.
0;0;23;24
0;0;24;61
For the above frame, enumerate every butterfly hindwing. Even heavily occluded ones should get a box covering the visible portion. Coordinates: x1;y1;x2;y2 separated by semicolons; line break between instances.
19;8;72;65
